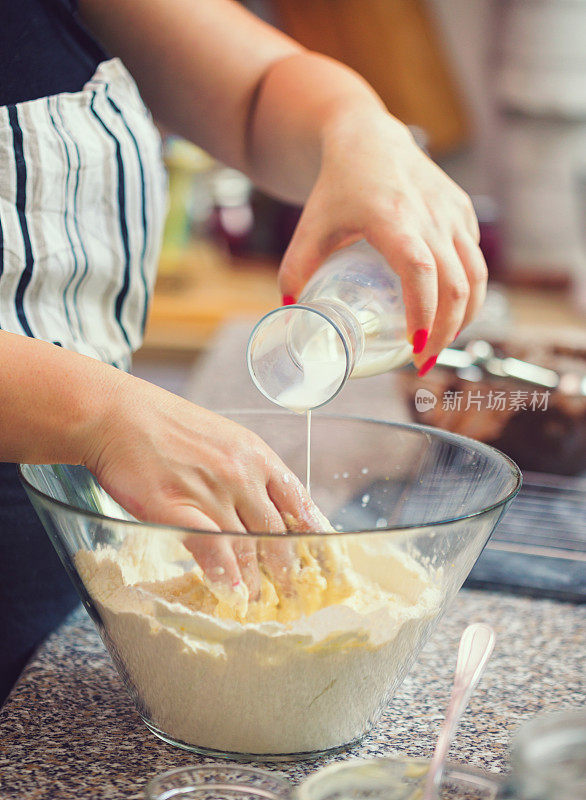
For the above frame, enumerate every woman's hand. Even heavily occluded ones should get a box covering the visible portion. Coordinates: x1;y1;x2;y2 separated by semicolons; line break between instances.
79;3;485;375
83;372;319;602
278;111;487;375
0;332;311;605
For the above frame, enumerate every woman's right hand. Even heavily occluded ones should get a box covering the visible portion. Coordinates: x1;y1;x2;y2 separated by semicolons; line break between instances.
83;371;318;603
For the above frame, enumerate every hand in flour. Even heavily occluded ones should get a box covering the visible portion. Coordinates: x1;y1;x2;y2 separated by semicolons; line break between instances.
278;112;487;375
84;372;322;601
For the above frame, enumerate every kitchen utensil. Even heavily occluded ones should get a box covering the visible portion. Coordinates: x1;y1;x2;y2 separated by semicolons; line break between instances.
20;412;520;760
422;623;496;800
403;335;586;475
437;340;586;396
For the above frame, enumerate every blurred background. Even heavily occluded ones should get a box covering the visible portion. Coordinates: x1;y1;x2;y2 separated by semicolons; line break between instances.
134;0;586;488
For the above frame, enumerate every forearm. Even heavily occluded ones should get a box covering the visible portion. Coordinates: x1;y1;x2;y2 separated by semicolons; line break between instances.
79;0;403;204
79;0;301;175
0;332;121;465
246;51;395;203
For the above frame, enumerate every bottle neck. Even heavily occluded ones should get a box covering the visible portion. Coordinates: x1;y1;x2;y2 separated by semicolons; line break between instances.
301;299;365;376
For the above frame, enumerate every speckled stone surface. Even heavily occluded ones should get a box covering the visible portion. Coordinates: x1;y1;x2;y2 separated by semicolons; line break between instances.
0;592;584;800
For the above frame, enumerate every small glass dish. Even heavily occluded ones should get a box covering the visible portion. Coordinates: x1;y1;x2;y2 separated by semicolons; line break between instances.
296;757;502;800
145;765;292;800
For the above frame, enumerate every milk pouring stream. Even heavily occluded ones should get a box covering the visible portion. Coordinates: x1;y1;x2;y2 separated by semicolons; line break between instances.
247;240;413;495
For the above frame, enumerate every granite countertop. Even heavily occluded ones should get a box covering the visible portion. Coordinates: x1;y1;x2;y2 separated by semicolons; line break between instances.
0;594;584;800
0;323;584;799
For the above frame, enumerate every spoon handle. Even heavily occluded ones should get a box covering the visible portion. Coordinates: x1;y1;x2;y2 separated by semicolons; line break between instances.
422;623;496;800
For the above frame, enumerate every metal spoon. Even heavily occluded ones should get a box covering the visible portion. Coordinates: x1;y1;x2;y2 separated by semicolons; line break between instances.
437;340;586;395
421;623;496;800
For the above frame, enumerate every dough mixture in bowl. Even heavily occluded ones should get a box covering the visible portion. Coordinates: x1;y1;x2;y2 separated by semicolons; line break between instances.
75;521;442;755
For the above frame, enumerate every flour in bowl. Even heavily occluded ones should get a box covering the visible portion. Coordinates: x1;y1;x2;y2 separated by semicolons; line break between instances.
75;529;441;755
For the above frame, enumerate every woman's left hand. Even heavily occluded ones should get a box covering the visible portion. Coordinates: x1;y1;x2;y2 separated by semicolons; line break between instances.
278;111;487;375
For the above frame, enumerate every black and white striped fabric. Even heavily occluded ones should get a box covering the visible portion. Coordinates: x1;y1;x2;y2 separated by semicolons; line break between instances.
0;58;167;370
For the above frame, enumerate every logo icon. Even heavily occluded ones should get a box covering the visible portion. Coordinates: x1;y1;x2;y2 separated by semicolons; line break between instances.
415;388;437;412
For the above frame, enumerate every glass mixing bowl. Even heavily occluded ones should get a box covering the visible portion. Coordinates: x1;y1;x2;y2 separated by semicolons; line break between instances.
19;413;521;761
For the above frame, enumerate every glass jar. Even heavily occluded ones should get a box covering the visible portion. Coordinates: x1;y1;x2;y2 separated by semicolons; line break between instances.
247;240;411;412
500;709;586;800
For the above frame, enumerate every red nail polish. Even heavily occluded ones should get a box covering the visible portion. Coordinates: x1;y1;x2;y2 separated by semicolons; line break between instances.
412;328;429;355
418;355;438;377
282;294;296;306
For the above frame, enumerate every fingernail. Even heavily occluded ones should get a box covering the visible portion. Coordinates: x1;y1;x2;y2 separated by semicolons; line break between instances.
418;355;438;377
412;328;429;355
282;294;296;306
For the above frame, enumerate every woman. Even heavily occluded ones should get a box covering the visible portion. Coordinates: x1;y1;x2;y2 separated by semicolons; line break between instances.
0;0;487;701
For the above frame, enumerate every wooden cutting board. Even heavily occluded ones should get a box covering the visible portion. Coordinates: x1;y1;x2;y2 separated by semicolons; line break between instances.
270;0;469;155
144;244;281;351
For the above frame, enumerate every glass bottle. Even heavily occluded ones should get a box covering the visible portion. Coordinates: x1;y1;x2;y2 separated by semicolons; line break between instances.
247;240;411;412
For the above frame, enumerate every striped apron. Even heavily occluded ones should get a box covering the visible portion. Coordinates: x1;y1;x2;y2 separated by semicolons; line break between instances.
0;58;167;370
